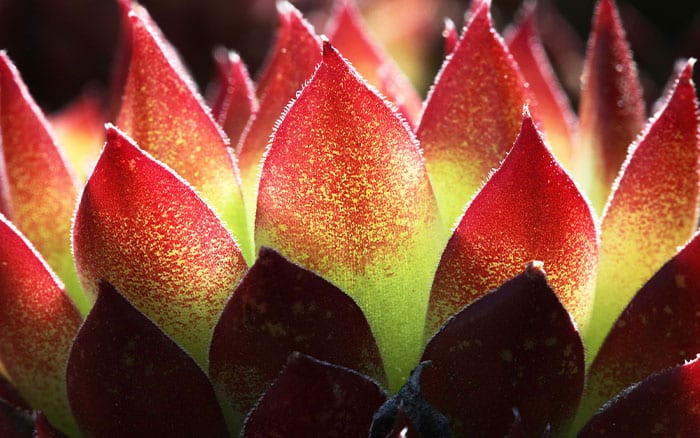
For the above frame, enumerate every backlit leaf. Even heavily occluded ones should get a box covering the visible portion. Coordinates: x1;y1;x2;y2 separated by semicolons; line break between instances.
73;126;247;368
586;59;700;358
505;3;576;170
0;215;80;435
256;42;444;390
0;52;86;313
237;2;321;235
426;111;597;337
417;2;530;228
577;231;700;427
116;11;252;261
575;0;645;213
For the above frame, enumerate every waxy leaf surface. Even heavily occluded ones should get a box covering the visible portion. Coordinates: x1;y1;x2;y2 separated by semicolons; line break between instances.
417;4;530;228
422;266;585;437
66;281;228;437
0;53;85;312
256;42;444;390
0;216;80;435
326;0;422;125
116;13;252;261
579;231;700;426
506;4;576;170
426;112;597;337
73;126;247;368
209;247;385;421
210;49;258;149
579;358;700;436
575;0;645;213
237;2;321;233
243;353;387;436
587;60;700;357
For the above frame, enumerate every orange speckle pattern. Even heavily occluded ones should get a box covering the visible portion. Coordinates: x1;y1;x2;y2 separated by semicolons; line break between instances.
0;215;81;435
427;113;598;338
73;127;248;368
587;60;700;358
116;14;252;262
256;42;444;390
417;4;530;228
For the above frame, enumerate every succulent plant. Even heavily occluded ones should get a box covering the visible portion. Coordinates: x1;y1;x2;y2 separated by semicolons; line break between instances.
0;0;698;436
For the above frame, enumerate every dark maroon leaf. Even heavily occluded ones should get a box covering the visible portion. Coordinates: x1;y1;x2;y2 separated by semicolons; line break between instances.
66;280;228;437
209;247;386;421
0;374;27;410
242;352;387;436
369;362;450;438
0;399;32;438
383;406;423;438
421;263;584;437
580;231;700;425
579;358;700;436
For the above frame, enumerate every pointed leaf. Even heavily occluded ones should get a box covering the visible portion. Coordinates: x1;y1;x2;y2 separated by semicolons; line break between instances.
33;412;65;438
426;112;598;337
417;4;530;227
422;264;585;437
209;247;386;423
237;2;321;233
242;353;387;436
586;60;700;357
326;0;422;125
579;357;700;436
256;42;444;390
116;12;252;262
210;49;258;148
578;231;700;427
48;92;105;183
506;4;577;170
0;52;86;313
66;281;228;437
575;0;645;213
73;126;247;367
0;215;81;435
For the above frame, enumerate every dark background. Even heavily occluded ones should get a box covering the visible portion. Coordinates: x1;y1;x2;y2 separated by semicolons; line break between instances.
0;0;697;113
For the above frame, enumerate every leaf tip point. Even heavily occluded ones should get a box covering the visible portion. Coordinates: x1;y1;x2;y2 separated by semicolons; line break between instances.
524;260;546;278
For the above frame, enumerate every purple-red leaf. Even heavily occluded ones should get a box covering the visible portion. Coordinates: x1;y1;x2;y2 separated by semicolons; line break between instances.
422;264;585;437
0;53;85;312
255;41;444;390
579;357;700;436
586;59;700;357
426;111;598;337
0;215;81;435
73;126;247;367
33;412;65;438
209;49;258;148
242;353;387;436
442;18;458;55
0;400;32;438
237;2;321;231
66;281;228;437
578;231;700;426
209;247;385;421
506;3;576;170
326;0;422;125
116;10;252;261
575;0;645;212
417;3;531;227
